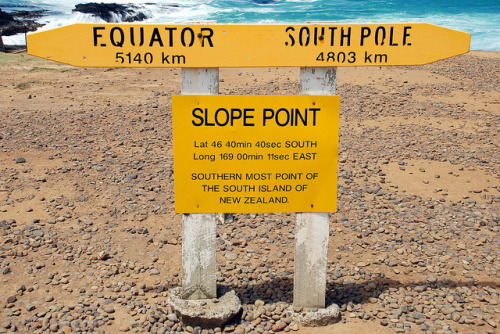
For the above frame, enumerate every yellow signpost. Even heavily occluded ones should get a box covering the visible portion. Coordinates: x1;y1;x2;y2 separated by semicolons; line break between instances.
172;95;340;213
27;20;473;313
28;23;470;68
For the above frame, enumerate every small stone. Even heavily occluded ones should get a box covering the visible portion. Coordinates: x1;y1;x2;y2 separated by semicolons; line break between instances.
61;326;72;334
486;319;497;328
255;300;265;307
272;321;286;332
98;251;110;260
289;322;299;331
2;318;11;329
380;319;388;326
119;325;130;332
150;268;160;275
102;305;115;313
6;295;17;303
16;157;26;164
26;303;36;311
224;253;238;261
35;176;47;182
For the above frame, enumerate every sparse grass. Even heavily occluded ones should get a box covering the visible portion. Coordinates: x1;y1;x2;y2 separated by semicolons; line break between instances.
60;68;80;73
29;66;58;72
0;52;55;67
15;80;40;90
0;52;24;66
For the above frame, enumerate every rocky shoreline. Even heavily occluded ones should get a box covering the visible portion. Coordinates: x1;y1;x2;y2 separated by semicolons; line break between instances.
0;52;499;333
0;2;161;49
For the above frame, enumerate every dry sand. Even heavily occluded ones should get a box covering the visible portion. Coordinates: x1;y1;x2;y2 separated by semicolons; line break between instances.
0;51;499;333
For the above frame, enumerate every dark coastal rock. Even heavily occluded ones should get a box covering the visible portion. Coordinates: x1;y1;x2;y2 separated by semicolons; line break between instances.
0;9;45;36
73;3;148;22
0;9;14;27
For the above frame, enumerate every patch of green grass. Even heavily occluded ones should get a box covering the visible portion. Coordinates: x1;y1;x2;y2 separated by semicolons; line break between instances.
15;80;40;90
0;52;52;67
60;68;79;73
0;53;22;66
29;66;57;72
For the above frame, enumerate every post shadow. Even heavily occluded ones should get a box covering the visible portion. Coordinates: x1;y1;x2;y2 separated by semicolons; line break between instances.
216;274;498;309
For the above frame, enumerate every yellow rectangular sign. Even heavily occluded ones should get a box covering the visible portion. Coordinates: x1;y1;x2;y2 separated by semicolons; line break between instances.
172;95;340;213
27;23;470;67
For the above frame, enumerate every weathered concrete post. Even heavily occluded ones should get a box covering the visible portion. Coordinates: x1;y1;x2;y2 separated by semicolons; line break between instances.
294;67;337;308
181;68;219;300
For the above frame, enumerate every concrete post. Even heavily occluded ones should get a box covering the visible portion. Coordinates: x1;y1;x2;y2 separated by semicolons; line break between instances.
294;67;337;308
181;68;219;300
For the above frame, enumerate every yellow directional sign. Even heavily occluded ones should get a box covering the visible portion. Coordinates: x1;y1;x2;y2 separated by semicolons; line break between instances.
172;95;340;213
28;23;470;67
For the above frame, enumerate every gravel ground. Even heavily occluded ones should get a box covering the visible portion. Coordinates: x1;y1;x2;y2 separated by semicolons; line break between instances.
0;51;498;334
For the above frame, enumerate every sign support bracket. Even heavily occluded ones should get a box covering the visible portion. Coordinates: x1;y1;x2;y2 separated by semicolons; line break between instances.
181;68;219;300
294;67;337;308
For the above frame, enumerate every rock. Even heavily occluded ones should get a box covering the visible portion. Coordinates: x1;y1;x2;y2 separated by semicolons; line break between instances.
224;253;238;261
486;319;497;328
6;295;16;303
49;323;59;332
25;303;36;311
73;3;148;22
102;305;115;313
98;251;110;260
15;157;26;163
289;322;299;331
0;9;45;36
61;326;72;334
255;300;265;307
272;321;287;332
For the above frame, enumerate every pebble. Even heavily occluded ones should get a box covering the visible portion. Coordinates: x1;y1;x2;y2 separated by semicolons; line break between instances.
25;303;36;312
102;305;115;313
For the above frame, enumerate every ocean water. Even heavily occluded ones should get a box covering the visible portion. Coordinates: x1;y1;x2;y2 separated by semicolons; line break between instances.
1;0;499;51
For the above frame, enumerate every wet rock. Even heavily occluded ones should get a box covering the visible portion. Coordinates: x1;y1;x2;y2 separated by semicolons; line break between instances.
73;3;148;22
0;9;45;36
